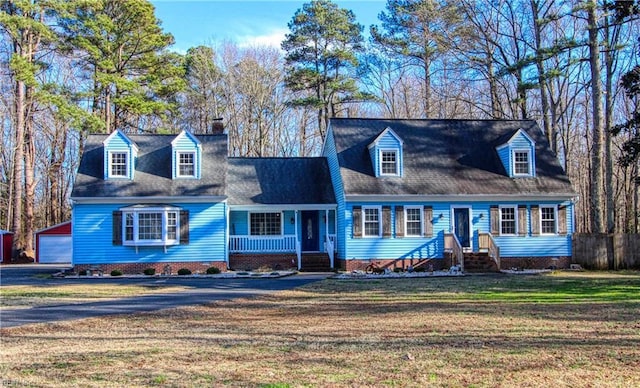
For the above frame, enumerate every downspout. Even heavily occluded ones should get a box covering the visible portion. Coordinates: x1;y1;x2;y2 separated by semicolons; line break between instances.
225;203;229;270
295;210;300;270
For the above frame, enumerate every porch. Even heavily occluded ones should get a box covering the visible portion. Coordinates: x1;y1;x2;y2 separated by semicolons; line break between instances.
228;208;336;270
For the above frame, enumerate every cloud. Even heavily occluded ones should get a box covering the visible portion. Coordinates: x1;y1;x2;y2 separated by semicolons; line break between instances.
237;28;288;49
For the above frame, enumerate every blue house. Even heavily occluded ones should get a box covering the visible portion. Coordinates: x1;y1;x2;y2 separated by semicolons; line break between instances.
71;119;576;273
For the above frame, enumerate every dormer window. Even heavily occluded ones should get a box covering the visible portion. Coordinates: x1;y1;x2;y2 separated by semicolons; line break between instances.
495;129;536;178
177;152;195;177
172;130;202;179
381;150;399;175
103;130;137;180
368;127;403;178
513;150;531;175
109;152;128;177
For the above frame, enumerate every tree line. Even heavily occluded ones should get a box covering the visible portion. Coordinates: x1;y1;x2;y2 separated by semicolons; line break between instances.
1;0;639;257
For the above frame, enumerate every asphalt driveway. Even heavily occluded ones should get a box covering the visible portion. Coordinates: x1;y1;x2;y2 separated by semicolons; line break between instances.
0;265;329;329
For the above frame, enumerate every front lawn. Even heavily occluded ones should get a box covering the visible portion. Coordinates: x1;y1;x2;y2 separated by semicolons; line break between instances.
1;271;639;387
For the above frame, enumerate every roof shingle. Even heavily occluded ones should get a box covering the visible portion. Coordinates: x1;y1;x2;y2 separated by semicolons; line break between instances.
330;118;575;197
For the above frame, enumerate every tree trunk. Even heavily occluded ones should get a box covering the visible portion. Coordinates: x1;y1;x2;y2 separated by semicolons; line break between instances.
23;105;35;255
587;0;605;234
11;79;25;255
530;0;554;153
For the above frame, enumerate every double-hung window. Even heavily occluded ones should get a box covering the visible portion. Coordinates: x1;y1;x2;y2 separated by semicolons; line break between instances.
122;207;180;246
513;150;531;175
540;206;557;234
380;150;399;176
405;206;422;237
110;152;128;177
500;206;517;235
250;212;281;236
363;207;381;237
177;152;195;177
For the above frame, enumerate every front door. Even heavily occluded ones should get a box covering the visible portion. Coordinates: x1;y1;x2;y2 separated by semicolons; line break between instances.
301;211;319;252
453;208;471;249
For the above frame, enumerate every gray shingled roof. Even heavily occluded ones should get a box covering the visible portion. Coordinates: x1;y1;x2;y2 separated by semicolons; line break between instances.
330;118;575;197
227;158;336;205
71;134;227;198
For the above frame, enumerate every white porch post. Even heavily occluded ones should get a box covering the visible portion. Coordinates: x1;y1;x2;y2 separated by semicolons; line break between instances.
295;210;301;270
326;209;333;268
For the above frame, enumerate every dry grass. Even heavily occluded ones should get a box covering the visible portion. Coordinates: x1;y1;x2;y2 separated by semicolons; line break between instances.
0;284;189;309
1;271;639;387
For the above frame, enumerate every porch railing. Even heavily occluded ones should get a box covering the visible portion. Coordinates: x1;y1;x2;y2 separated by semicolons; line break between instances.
229;235;297;253
478;233;501;270
444;233;464;272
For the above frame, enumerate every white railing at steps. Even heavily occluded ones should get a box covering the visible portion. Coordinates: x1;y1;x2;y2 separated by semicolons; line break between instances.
229;235;297;253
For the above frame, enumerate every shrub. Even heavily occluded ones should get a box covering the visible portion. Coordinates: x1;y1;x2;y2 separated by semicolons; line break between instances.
393;268;403;273
78;269;87;276
143;268;156;276
177;268;192;276
110;269;123;276
206;266;221;274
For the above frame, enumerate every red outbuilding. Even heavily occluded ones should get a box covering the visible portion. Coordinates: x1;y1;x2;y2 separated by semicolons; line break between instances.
35;221;72;264
0;230;13;263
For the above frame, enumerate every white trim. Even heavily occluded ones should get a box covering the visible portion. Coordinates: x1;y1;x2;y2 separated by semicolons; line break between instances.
450;205;472;250
362;205;382;238
248;211;284;236
498;205;518;236
512;149;533;177
496;128;536;149
107;151;129;178
539;204;558;235
345;194;576;202
103;129;139;152
72;196;227;204
34;220;71;234
121;207;180;247
367;127;404;149
229;204;336;211
171;129;202;147
404;205;423;237
176;150;197;178
379;148;400;176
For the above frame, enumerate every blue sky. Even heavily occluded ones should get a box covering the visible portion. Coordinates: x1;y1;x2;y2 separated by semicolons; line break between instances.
151;0;387;53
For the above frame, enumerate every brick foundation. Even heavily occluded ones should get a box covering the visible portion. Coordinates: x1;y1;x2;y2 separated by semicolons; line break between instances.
499;256;571;270
228;253;298;271
74;261;227;275
338;258;446;272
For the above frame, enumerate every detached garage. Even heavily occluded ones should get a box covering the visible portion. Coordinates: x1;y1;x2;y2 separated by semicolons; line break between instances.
35;221;72;264
1;230;13;263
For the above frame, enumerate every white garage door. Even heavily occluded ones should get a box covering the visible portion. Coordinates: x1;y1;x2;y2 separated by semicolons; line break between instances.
39;235;72;264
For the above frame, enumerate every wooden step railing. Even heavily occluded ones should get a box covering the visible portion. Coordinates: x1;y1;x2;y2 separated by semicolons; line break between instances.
478;233;500;270
444;233;464;272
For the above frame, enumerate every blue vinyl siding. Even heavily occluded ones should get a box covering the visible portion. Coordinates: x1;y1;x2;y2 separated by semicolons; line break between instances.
103;131;137;180
369;131;403;177
496;131;536;177
72;202;227;264
323;127;347;259
497;146;510;175
343;200;574;261
172;132;201;179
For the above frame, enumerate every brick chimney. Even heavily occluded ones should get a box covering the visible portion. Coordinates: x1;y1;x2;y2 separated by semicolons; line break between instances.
211;118;224;134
